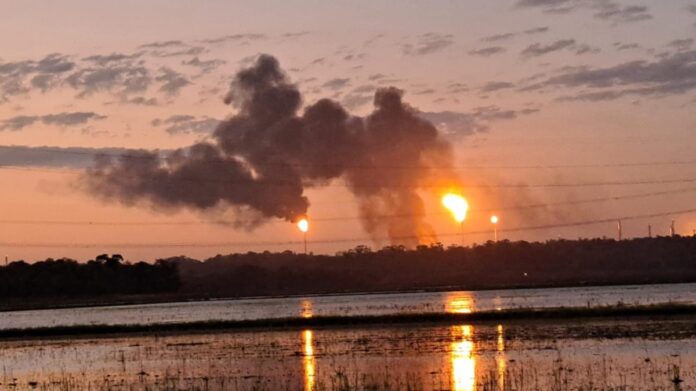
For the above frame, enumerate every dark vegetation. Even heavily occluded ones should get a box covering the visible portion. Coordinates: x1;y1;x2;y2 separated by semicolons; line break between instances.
170;236;696;297
0;254;179;298
2;236;696;303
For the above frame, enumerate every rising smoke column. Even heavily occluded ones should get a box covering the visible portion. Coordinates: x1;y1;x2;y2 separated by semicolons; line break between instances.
85;54;459;246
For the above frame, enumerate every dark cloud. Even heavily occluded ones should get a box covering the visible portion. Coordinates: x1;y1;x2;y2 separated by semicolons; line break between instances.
138;40;187;49
151;115;220;135
122;96;159;106
540;49;696;100
322;78;350;91
668;39;695;52
524;26;550;34
0;112;106;131
352;84;377;94
420;106;539;137
182;57;227;74
468;46;507;57
614;42;641;51
0;145;149;168
151;46;207;58
156;67;191;96
403;33;454;56
368;73;388;81
447;82;469;93
0;54;75;99
481;33;516;43
65;64;151;98
593;4;651;23
480;81;515;92
84;54;461;246
574;44;601;55
281;31;312;39
83;53;142;66
200;33;266;45
521;39;577;57
0;116;38;131
516;0;652;24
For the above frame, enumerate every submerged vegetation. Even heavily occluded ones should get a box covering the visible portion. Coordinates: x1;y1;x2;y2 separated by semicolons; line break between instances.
0;318;692;390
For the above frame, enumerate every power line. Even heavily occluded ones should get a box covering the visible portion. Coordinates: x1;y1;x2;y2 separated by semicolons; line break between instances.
1;186;696;227
1;207;694;248
2;164;696;189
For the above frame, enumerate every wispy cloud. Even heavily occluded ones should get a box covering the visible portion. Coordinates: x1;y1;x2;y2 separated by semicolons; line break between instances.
403;33;454;56
0;112;106;131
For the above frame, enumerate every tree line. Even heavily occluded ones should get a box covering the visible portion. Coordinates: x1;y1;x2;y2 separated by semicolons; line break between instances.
2;236;695;299
0;254;179;298
169;236;696;297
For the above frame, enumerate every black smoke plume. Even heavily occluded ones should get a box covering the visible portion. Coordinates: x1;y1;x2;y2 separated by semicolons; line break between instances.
85;54;458;246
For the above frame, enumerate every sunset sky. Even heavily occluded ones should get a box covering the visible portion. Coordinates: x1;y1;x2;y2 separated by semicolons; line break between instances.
1;0;696;262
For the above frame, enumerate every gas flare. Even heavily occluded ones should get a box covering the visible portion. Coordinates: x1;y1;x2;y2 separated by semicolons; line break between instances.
297;218;309;233
442;194;469;223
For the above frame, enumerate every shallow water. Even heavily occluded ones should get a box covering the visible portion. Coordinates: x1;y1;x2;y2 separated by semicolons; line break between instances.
0;318;693;390
2;282;695;330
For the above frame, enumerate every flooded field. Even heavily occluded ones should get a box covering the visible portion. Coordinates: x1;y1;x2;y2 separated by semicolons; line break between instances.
0;317;694;390
2;283;695;330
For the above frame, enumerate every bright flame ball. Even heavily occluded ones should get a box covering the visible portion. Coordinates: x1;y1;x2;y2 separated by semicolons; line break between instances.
297;218;309;233
490;215;499;224
442;194;469;223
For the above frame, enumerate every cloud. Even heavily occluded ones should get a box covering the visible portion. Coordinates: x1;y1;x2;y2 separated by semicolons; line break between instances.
481;32;516;43
403;33;454;56
156;67;191;95
82;52;142;66
614;42;641;51
516;0;652;24
122;96;159;106
668;39;694;52
341;93;373;110
150;46;207;58
480;81;515;92
0;111;106;131
538;49;696;100
0;116;38;131
322;78;350;91
468;46;507;57
65;64;151;97
524;26;550;34
151;115;220;135
368;73;388;81
182;57;227;74
0;53;75;99
281;31;312;39
593;4;651;23
521;39;577;57
200;33;266;45
0;145;158;168
138;40;187;49
419;106;539;137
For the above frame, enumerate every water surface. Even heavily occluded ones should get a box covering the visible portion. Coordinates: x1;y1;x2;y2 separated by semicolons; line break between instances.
1;282;694;330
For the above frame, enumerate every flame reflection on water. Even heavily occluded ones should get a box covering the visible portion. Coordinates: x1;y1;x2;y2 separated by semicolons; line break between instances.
303;329;315;391
451;325;475;391
446;293;475;314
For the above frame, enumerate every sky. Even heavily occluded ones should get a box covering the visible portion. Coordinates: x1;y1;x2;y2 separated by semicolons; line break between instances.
1;0;696;262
